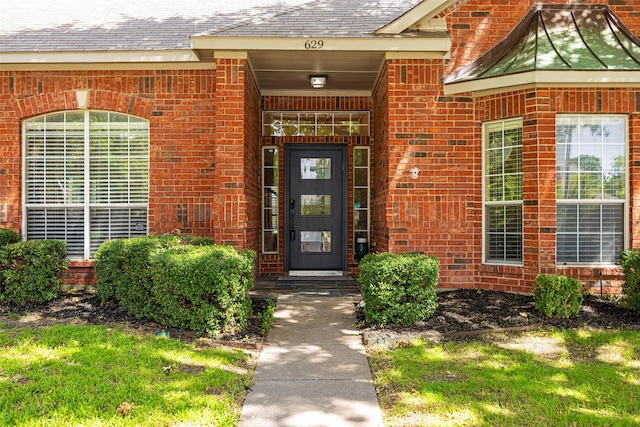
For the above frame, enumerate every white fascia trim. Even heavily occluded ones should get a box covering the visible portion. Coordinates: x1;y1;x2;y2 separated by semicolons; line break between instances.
1;62;216;71
385;51;448;60
0;50;201;65
191;36;451;54
375;0;459;34
443;70;640;96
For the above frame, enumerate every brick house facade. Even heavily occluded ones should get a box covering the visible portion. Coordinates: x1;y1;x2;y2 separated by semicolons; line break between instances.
2;0;640;292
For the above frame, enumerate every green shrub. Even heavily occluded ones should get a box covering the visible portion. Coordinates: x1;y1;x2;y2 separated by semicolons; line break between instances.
149;245;255;335
255;296;277;335
0;240;68;305
533;274;583;318
0;228;20;247
619;249;640;312
357;253;439;325
95;235;256;335
94;235;181;316
178;235;216;246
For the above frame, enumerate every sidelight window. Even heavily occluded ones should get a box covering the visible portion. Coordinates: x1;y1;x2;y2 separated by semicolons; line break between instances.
262;146;279;253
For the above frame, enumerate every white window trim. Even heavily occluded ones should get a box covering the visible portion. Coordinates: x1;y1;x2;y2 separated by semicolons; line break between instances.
262;146;279;254
262;111;370;137
353;146;370;248
556;114;629;267
482;117;524;266
22;110;149;260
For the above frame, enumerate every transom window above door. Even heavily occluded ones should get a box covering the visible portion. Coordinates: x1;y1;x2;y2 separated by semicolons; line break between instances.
263;111;370;136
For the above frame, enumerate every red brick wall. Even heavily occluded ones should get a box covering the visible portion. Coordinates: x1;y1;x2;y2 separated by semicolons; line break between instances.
0;73;21;231
244;64;262;263
372;64;390;254
379;58;478;288
213;60;249;247
1;69;219;284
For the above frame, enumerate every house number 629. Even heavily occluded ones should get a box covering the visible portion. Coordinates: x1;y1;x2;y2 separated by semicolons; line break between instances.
304;39;324;49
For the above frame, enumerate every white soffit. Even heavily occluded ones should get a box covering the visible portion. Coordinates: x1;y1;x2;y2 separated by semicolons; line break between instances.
443;70;640;97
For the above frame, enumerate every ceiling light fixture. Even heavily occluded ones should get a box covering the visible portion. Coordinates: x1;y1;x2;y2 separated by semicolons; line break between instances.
309;75;328;88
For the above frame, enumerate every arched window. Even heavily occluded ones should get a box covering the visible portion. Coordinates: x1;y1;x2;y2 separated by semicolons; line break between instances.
23;111;149;259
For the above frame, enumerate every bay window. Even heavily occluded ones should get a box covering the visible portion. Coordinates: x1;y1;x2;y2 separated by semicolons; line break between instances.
556;115;626;264
484;118;523;264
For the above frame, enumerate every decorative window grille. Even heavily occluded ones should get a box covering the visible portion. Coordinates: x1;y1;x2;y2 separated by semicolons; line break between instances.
23;111;149;259
263;111;369;136
353;146;370;248
556;115;626;264
262;146;279;253
484;118;523;264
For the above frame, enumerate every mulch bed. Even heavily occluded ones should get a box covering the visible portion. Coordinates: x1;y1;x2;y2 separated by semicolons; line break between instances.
359;289;640;345
0;291;274;349
1;289;639;347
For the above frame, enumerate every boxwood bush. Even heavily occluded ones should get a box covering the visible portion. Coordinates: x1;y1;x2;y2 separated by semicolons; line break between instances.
619;248;640;312
0;240;68;305
0;228;21;247
149;245;255;334
533;274;583;318
94;235;181;317
95;235;256;335
357;253;439;325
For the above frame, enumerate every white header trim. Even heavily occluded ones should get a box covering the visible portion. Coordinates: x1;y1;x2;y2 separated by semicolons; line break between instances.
191;36;451;54
444;70;640;96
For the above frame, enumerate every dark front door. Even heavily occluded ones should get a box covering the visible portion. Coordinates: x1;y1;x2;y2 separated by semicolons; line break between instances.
285;144;347;271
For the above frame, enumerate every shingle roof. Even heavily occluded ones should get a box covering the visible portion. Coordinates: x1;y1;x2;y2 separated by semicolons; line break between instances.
0;0;423;53
201;0;424;38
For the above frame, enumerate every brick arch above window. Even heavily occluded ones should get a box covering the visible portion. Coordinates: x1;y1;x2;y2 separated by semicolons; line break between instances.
13;90;153;120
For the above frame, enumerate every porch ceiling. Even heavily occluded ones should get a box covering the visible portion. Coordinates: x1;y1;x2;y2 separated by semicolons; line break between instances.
248;50;385;96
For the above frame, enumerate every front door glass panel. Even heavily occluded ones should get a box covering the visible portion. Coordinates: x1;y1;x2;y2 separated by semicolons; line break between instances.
301;195;331;216
301;158;331;180
300;231;332;253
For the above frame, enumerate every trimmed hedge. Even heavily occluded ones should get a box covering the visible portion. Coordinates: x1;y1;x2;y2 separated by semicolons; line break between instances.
148;245;255;334
619;248;640;312
0;228;21;247
95;235;256;335
357;253;439;325
94;235;181;317
533;274;583;318
0;240;68;305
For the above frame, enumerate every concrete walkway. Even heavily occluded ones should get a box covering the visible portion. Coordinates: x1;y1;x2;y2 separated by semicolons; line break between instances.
239;279;383;427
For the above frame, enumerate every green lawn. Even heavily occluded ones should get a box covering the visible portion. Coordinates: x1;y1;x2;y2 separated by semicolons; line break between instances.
369;329;640;427
0;324;254;426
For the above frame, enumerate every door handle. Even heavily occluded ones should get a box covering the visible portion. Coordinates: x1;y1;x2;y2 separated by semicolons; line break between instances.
289;207;295;241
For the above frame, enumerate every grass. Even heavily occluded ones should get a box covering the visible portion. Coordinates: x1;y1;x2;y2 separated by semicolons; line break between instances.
369;328;640;427
0;324;254;426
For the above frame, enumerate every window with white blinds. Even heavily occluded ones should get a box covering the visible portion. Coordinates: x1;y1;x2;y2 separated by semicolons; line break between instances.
484;118;523;264
23;111;149;259
556;115;626;264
